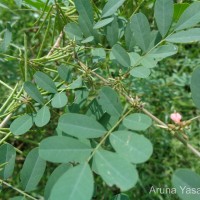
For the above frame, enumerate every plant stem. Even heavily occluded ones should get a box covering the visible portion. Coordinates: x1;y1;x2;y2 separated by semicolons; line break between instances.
24;33;28;81
78;60;200;159
0;131;12;145
0;114;12;128
34;5;53;38
37;15;52;58
0;180;38;200
0;83;18;113
47;31;63;57
0;80;13;90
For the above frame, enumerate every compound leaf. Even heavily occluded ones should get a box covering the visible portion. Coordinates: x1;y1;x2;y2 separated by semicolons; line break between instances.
123;113;152;131
94;150;138;191
102;0;125;18
39;136;92;163
172;169;200;200
24;81;44;105
154;0;174;37
20;148;46;192
93;17;114;29
130;13;151;52
175;2;200;31
50;163;94;200
51;92;68;108
58;113;106;138
130;66;151;78
111;44;131;68
110;131;153;164
190;67;200;109
0;144;16;179
166;28;200;43
34;71;57;93
34;105;50;127
44;164;72;200
10;114;34;135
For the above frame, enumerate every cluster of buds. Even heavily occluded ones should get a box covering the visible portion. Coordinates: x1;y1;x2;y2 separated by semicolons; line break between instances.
130;96;145;109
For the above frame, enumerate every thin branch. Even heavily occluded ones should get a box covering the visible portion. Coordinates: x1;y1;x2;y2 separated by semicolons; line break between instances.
77;61;200;158
0;113;12;128
1;180;38;200
47;31;63;57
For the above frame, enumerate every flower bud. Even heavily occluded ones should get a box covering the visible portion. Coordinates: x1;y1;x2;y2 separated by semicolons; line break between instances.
170;112;182;124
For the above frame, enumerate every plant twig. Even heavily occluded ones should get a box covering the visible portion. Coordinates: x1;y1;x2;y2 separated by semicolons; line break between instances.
0;180;38;200
77;61;200;158
47;31;63;57
0;113;12;128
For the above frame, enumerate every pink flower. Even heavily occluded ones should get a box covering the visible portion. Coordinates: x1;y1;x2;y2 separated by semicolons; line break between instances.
170;112;182;124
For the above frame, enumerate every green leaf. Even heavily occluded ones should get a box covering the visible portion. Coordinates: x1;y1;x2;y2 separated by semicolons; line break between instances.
172;169;200;200
1;23;12;52
86;99;105;121
146;30;162;50
0;2;12;10
111;194;130;200
92;48;106;62
23;0;46;10
81;36;94;44
78;16;98;40
111;44;131;68
58;113;106;138
34;105;50;127
75;0;98;40
93;88;122;130
149;44;178;60
94;150;138;191
190;67;200;109
44;164;72;200
69;88;89;112
10;196;26;200
39;136;92;163
175;2;200;31
154;0;174;37
34;71;57;93
166;28;200;43
97;86;123;118
140;55;157;68
125;22;136;51
94;17;114;29
130;66;151;78
51;92;68;108
102;0;125;18
58;65;73;82
173;3;189;22
50;163;94;200
24;81;44;105
20;148;46;192
0;144;16;179
14;0;23;8
74;0;94;24
110;131;153;164
123;113;152;131
10;114;34;136
106;17;119;47
68;77;82;89
129;52;141;66
65;22;83;41
130;13;151;52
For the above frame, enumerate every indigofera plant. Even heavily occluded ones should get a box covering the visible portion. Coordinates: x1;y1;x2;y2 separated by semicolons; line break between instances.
1;0;200;199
